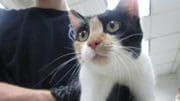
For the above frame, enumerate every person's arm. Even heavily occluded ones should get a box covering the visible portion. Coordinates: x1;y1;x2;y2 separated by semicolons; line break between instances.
0;82;56;101
36;0;68;11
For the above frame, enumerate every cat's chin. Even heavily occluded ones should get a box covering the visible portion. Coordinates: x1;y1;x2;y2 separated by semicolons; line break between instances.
81;46;110;64
91;53;109;65
81;53;109;65
93;54;106;60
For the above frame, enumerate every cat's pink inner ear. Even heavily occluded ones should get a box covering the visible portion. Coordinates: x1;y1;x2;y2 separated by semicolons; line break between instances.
120;0;139;16
69;12;80;32
127;0;139;16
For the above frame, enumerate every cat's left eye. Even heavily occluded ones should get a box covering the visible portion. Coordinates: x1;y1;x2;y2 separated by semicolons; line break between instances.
106;21;121;33
77;31;89;42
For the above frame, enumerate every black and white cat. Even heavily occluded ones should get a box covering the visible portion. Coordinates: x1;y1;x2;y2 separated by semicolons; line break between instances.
72;0;155;101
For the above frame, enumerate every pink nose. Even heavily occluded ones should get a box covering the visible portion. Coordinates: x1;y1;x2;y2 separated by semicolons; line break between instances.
88;40;101;49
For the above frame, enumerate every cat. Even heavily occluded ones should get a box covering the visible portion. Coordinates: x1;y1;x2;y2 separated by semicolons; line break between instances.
71;0;156;101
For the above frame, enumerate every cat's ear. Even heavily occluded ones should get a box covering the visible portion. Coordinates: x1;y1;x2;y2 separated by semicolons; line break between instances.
69;10;87;32
115;0;139;17
69;10;80;32
69;10;85;32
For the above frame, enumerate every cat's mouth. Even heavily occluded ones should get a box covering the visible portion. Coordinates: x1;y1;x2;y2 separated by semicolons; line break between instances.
91;52;109;64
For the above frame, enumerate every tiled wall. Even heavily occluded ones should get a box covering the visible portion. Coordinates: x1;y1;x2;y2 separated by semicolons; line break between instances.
141;0;180;75
141;0;180;100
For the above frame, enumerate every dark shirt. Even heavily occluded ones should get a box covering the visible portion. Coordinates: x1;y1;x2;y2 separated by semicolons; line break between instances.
0;8;79;101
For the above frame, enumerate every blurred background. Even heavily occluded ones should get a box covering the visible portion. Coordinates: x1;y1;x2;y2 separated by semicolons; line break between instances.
0;0;180;101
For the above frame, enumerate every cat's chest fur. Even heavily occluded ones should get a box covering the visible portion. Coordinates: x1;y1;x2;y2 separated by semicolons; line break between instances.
79;52;155;101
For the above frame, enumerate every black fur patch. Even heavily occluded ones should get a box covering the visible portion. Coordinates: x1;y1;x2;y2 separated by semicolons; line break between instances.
98;9;143;58
107;84;134;101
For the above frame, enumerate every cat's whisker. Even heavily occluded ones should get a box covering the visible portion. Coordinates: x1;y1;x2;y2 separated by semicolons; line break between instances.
112;49;141;87
102;44;113;47
117;53;133;88
34;57;77;87
53;62;80;86
123;55;141;87
125;48;139;57
40;52;78;72
112;53;131;87
56;56;79;69
115;48;139;67
119;33;142;42
67;62;81;82
49;55;81;84
118;51;141;78
33;55;78;87
114;52;132;87
64;47;75;51
121;46;141;50
51;56;80;79
110;55;118;79
121;48;139;57
68;66;80;82
111;54;124;80
53;63;77;84
102;41;141;58
115;32;126;38
114;45;141;50
113;46;139;57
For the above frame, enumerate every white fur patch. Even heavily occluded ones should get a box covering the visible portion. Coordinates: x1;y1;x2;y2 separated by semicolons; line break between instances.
79;44;155;101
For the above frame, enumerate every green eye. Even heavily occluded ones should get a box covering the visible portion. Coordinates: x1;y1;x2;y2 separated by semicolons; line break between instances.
106;21;121;33
77;31;89;42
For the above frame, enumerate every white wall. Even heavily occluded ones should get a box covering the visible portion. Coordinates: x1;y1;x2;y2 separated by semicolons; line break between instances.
141;0;180;76
177;66;180;82
142;0;180;100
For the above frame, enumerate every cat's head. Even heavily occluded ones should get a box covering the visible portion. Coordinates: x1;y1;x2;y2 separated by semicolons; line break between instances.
71;0;143;67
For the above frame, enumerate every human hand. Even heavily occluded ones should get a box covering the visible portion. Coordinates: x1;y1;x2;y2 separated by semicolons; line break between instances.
0;82;56;101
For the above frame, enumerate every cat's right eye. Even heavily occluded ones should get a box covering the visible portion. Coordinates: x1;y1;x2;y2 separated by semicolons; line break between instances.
76;30;89;42
106;21;121;33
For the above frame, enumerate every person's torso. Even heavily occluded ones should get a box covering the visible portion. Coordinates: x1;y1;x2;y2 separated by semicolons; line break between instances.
0;8;77;88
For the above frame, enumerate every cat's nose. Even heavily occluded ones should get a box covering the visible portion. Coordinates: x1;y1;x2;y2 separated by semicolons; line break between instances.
88;40;101;49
